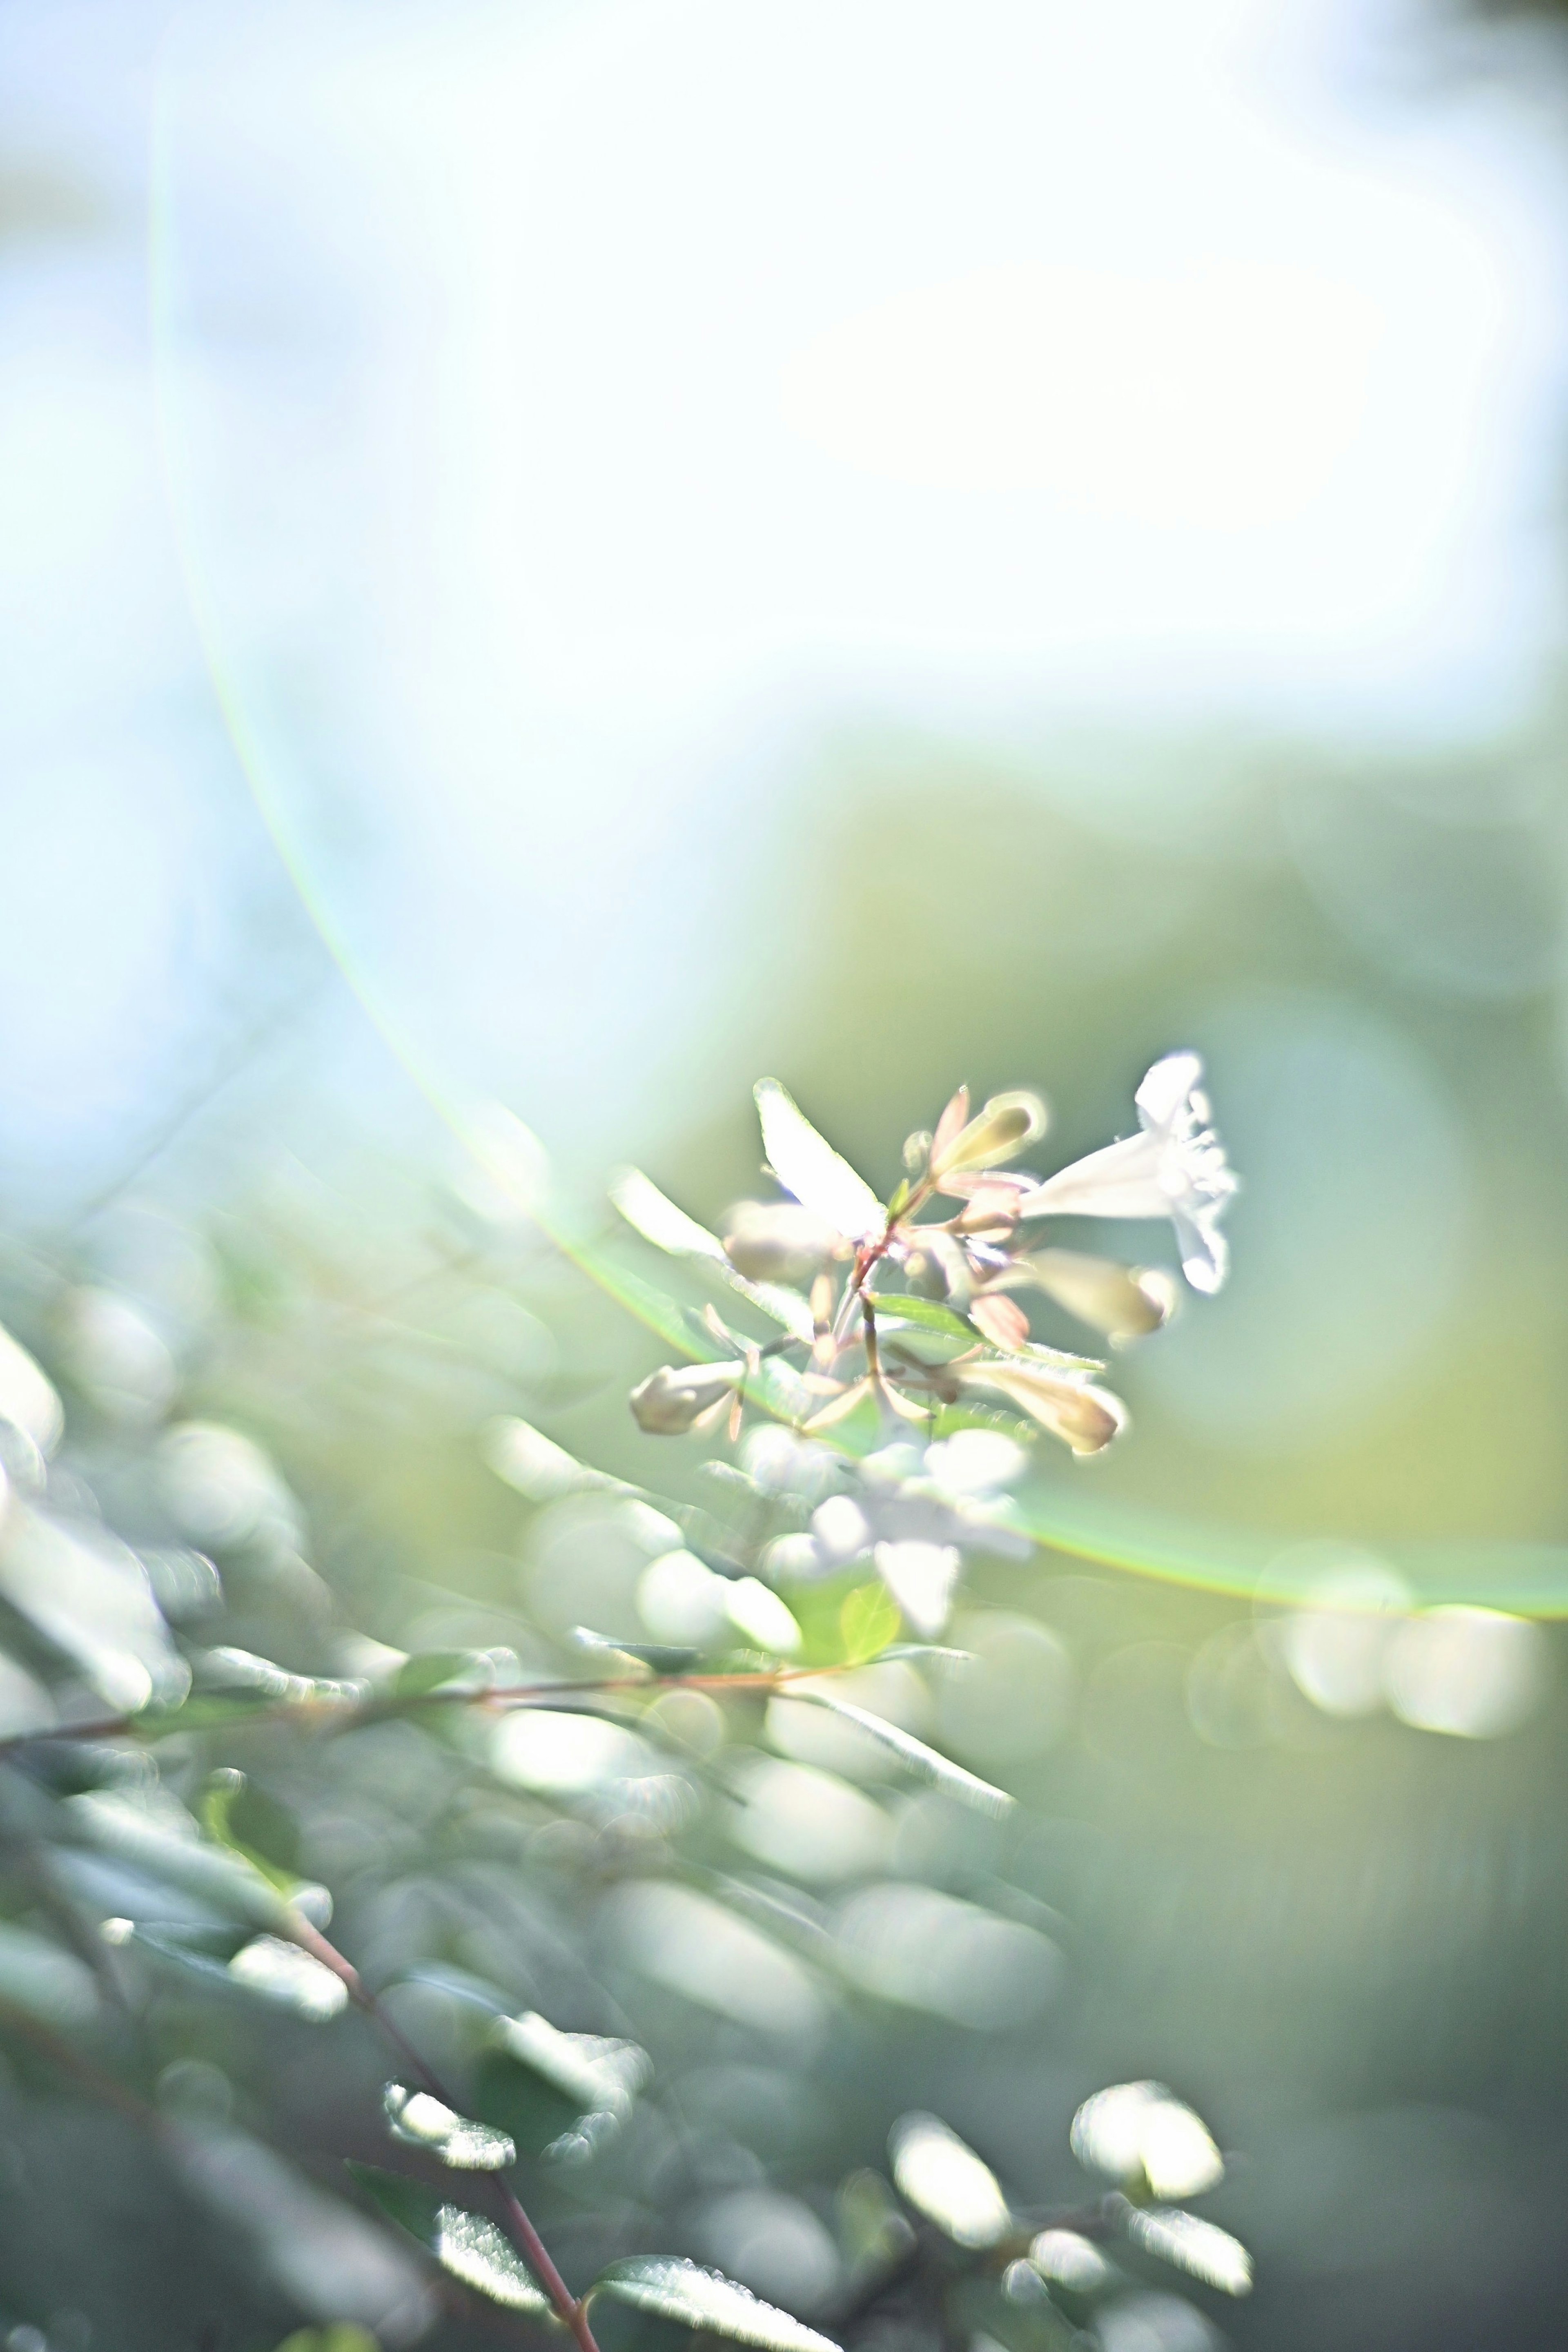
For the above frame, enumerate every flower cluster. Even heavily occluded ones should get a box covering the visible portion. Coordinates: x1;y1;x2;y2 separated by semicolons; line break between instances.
621;1052;1236;1459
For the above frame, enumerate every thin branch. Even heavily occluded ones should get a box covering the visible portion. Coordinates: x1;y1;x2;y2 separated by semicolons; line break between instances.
0;1658;870;1760
287;1912;604;2352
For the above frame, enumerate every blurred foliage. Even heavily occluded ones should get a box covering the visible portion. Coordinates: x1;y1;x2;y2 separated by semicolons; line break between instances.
0;970;1564;2352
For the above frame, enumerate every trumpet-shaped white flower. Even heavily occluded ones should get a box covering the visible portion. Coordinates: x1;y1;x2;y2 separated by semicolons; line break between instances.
1017;1052;1236;1295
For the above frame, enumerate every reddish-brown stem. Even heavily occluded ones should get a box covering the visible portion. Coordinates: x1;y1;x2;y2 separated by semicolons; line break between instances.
289;1913;603;2352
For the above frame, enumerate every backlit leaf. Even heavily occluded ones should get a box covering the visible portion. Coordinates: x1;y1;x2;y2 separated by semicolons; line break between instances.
611;1169;731;1263
613;1168;813;1342
67;1792;290;1930
755;1081;884;1245
889;2114;1011;2247
800;1691;1013;1818
864;1293;978;1346
1119;2205;1252;2296
228;1935;348;2020
838;1583;904;1665
392;1652;487;1699
385;2082;516;2170
346;2163;553;2317
591;2257;841;2352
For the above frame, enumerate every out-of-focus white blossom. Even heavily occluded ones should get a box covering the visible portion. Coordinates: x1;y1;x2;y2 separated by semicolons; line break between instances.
874;1540;961;1637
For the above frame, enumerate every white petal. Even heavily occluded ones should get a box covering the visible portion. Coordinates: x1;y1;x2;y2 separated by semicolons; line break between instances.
755;1080;885;1244
1134;1051;1204;1132
1018;1133;1169;1222
1174;1210;1228;1295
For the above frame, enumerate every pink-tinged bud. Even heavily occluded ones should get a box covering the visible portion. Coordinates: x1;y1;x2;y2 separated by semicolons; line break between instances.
1016;1250;1179;1341
930;1086;971;1168
629;1362;744;1435
960;1362;1127;1454
969;1293;1030;1352
720;1200;840;1284
932;1090;1047;1182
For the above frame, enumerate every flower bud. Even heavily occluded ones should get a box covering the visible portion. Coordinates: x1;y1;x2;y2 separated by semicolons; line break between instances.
1016;1249;1179;1341
629;1362;744;1436
969;1293;1030;1352
960;1361;1127;1454
902;1130;933;1173
932;1090;1047;1180
720;1200;839;1285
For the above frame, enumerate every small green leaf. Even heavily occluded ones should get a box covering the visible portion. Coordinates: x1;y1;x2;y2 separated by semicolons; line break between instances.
227;1935;348;2019
885;1178;912;1220
477;2012;650;2158
200;1774;300;1898
385;2082;517;2170
837;1583;903;1665
1118;2205;1252;2296
889;2114;1012;2247
393;1651;486;1699
69;1793;290;1930
864;1293;978;1345
801;1692;1013;1819
611;1168;730;1263
590;2257;842;2352
131;1925;245;1986
346;2163;553;2317
347;2160;441;2243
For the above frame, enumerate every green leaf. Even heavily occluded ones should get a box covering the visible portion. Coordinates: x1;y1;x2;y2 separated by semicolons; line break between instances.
201;1774;300;1898
346;2163;554;2318
385;2082;517;2170
864;1293;978;1344
591;2258;842;2352
131;1925;246;1986
612;1169;813;1342
392;1651;486;1699
0;1921;97;2028
889;2115;1012;2247
477;2011;648;2160
227;1935;349;2019
837;1583;903;1665
1119;2205;1252;2296
800;1692;1014;1819
754;1081;884;1246
494;2011;649;2121
68;1793;290;1930
611;1168;730;1264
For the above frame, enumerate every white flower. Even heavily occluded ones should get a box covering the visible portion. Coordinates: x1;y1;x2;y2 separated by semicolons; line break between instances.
1016;1052;1237;1295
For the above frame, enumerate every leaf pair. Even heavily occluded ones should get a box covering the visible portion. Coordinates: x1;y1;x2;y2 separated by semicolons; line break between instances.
352;2167;844;2352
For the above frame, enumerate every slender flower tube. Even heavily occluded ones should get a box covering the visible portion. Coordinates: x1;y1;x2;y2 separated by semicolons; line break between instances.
1016;1052;1237;1295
